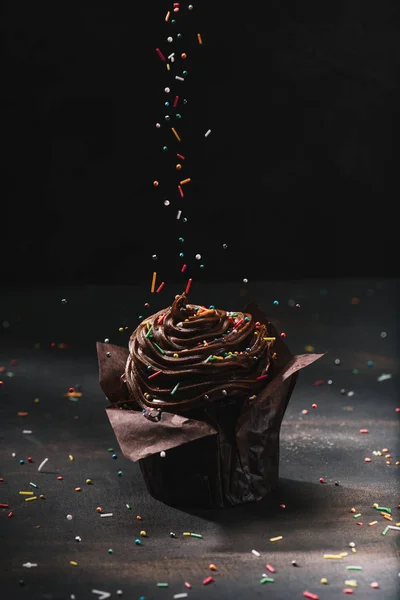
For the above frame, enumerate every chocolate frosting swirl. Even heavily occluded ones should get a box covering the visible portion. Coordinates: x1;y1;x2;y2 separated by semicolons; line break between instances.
123;294;275;412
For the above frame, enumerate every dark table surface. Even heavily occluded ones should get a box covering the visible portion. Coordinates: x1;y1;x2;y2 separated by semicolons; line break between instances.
1;278;399;600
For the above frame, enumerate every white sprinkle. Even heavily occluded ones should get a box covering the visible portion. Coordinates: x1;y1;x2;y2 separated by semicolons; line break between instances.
388;525;400;531
377;373;392;382
327;379;333;385
252;549;260;557
75;536;82;542
71;595;76;600
243;278;248;283
66;514;73;521
160;451;166;458
347;390;354;397
205;129;212;137
92;591;111;600
100;513;113;517
349;542;355;547
175;76;184;81
173;595;189;599
176;210;182;220
38;458;49;472
163;200;170;206
12;452;16;457
168;53;175;60
23;562;38;568
23;430;33;434
380;331;387;338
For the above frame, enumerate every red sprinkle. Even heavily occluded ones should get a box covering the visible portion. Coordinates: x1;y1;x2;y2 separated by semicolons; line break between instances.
360;429;369;434
265;564;275;573
69;387;75;393
314;380;324;386
233;318;244;330
28;457;33;463
176;153;185;160
173;96;179;108
303;592;319;600
0;478;4;483
319;477;325;483
343;589;354;594
280;332;286;338
185;278;192;295
148;370;162;380
155;47;165;62
0;503;9;508
158;313;168;325
178;185;184;198
181;264;187;273
256;374;268;381
312;403;318;409
203;577;214;585
370;582;379;589
156;282;165;293
395;408;400;413
184;582;192;589
50;342;56;348
364;457;371;462
57;476;63;481
11;359;18;366
8;511;13;518
280;504;286;508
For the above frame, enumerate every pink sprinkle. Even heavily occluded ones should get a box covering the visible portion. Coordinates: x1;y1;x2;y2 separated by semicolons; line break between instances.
176;153;185;160
181;264;187;273
319;477;325;483
148;370;162;380
395;408;400;413
360;429;369;434
280;504;286;508
357;522;363;526
265;564;275;573
155;48;166;61
256;374;268;381
178;185;184;198
203;576;214;585
302;409;308;414
370;582;379;589
173;96;179;107
364;457;371;462
343;589;354;594
233;318;244;330
303;592;319;600
184;582;192;589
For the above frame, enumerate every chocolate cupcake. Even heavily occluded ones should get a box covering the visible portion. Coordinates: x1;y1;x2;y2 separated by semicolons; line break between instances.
98;295;323;508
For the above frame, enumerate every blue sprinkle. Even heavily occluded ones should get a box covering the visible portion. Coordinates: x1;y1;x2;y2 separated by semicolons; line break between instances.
209;305;215;309
367;360;374;367
179;252;184;258
135;539;141;545
112;454;118;460
244;317;250;322
19;459;24;465
273;300;279;305
142;409;146;413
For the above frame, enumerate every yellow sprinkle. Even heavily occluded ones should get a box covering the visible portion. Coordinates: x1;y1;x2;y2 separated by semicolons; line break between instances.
19;491;34;495
197;33;203;44
339;553;348;557
396;522;400;526
304;345;315;352
352;548;356;553
86;479;92;484
151;272;157;293
372;503;379;508
69;455;74;461
140;530;147;537
212;355;224;360
34;397;40;403
324;554;344;560
344;580;358;587
167;63;170;71
183;532;191;536
25;496;37;502
320;578;328;584
173;353;178;358
70;561;78;566
171;127;181;142
269;536;283;542
263;337;276;341
118;327;124;332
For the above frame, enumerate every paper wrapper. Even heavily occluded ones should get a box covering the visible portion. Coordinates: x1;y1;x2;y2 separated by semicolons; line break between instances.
97;301;323;508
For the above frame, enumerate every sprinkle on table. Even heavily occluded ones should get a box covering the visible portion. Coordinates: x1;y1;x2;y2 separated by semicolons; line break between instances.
260;577;274;584
25;496;37;502
269;536;283;542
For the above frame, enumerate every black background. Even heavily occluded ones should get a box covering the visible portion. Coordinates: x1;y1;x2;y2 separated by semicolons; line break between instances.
3;0;399;286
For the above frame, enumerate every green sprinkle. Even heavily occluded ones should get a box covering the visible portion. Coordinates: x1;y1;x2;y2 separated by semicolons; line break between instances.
69;397;79;402
353;513;362;518
153;342;165;355
29;482;38;489
190;533;203;538
170;382;180;395
346;566;363;571
108;548;113;554
126;504;131;509
376;506;391;513
260;577;275;584
107;448;114;452
145;326;153;338
118;471;123;476
157;583;169;588
382;526;389;536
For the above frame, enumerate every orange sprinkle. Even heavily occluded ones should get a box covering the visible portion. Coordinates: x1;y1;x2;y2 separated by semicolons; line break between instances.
96;507;103;513
136;515;142;520
17;412;28;416
350;508;356;513
197;33;203;44
180;178;191;185
209;564;217;571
